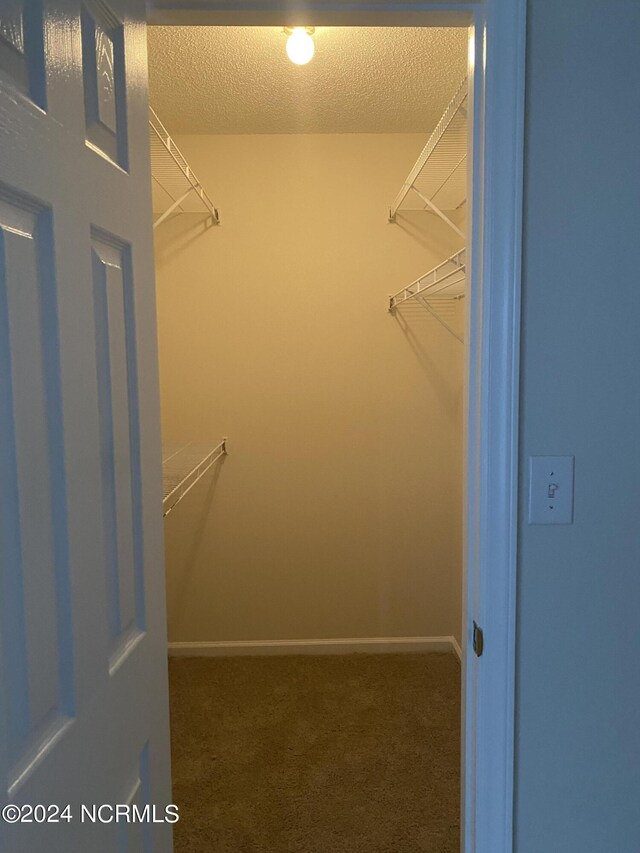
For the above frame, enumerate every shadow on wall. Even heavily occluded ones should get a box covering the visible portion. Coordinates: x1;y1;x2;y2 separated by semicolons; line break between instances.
390;204;466;409
393;210;464;254
164;455;227;640
153;212;219;268
392;304;464;411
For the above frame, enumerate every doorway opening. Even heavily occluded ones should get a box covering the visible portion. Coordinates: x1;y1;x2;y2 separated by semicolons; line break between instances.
149;22;472;851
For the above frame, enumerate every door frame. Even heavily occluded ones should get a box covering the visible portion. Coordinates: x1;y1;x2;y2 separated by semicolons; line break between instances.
146;2;526;851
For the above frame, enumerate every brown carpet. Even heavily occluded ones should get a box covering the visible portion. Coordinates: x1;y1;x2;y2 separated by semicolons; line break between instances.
169;653;460;853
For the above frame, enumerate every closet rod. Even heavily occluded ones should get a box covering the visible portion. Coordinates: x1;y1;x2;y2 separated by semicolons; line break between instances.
408;187;465;239
388;76;468;233
388;248;466;313
153;187;196;230
163;438;228;518
416;295;464;344
149;106;221;228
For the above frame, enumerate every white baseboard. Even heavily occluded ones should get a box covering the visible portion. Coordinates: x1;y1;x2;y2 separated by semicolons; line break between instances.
451;636;462;661
168;635;462;658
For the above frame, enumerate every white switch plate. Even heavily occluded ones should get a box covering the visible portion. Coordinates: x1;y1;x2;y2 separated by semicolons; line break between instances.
528;455;574;524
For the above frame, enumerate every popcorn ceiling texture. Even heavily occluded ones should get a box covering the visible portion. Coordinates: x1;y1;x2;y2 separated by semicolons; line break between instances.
147;26;467;134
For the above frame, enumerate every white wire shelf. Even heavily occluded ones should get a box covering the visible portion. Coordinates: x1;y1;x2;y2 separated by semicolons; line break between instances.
149;106;220;229
389;76;468;238
162;439;227;518
389;248;466;343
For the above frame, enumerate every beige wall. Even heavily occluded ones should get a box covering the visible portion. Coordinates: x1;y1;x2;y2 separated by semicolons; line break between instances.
154;133;464;646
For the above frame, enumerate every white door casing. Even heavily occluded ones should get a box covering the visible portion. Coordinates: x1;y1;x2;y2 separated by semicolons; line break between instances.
0;2;172;851
0;1;527;852
147;6;526;853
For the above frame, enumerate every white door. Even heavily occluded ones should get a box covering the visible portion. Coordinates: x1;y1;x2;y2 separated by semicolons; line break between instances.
0;1;172;851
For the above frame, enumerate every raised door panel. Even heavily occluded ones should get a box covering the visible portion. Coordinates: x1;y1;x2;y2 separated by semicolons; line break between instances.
0;1;46;107
81;0;128;168
91;230;145;671
0;189;74;796
116;745;152;853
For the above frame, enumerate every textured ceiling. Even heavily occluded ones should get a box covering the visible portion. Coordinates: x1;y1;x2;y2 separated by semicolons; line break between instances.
147;27;467;134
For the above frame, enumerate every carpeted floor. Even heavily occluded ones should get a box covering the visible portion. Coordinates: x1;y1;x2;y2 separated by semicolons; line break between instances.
168;653;460;853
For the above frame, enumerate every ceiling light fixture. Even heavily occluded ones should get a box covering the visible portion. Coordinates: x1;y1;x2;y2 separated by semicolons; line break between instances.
284;27;315;65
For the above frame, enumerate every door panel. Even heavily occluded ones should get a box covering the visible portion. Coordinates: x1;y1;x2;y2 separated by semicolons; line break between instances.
0;188;75;792
81;1;128;167
0;0;46;107
0;2;172;851
91;232;145;668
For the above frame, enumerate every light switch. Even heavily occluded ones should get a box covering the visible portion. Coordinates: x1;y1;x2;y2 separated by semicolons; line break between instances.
528;455;574;524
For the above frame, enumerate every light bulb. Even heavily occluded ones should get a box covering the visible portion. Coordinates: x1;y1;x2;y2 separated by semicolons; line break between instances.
286;27;315;65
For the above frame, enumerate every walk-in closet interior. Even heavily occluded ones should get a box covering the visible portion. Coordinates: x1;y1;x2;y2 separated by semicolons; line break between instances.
148;24;470;850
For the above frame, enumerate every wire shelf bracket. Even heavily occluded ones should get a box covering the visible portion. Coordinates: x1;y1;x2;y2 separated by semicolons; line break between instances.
389;248;466;344
162;438;227;518
388;76;468;238
150;106;220;229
